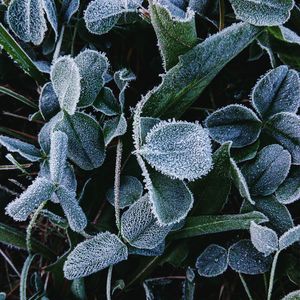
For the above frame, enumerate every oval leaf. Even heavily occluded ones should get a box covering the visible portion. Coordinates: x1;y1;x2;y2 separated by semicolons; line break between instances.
103;114;127;146
39;82;60;120
279;225;300;251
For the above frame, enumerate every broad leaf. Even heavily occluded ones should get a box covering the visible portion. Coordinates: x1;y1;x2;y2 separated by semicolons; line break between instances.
276;167;300;204
139;121;212;181
54;112;105;170
229;0;294;26
39;82;60;120
279;225;300;251
63;232;128;279
106;176;143;208
93;87;120;116
0;135;41;162
265;112;300;164
42;0;58;40
231;140;260;163
205;104;262;148
142;23;262;118
51;56;81;115
75;50;109;107
121;194;171;249
196;244;228;277
228;240;272;275
5;178;55;221
62;0;80;23
103;114;127;146
242;144;291;196
252;66;300;119
149;0;197;70
250;222;278;255
170;211;268;240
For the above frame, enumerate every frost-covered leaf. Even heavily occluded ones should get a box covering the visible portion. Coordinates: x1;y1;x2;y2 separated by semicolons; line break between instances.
205;104;262;148
75;50;109;107
140;117;161;145
121;194;171;249
229;0;294;26
54;112;105;170
195;244;228;277
103;114;127;146
7;0;47;45
139;121;212;181
93;87;120;116
252;66;300;119
231;140;260;163
276;167;300;204
146;168;194;225
170;211;268;239
55;185;87;232
106;176;143;209
50;56;81;115
142;23;262;118
63;232;128;279
242;144;291;196
282;290;300;300
49;131;68;184
42;0;58;40
0;135;41;162
279;225;300;251
230;158;253;204
129;242;165;257
250;222;278;255
149;0;197;70
228;239;272;275
39;82;60;120
5;178;55;221
84;0;142;35
62;0;80;23
183;267;195;300
265;112;300;164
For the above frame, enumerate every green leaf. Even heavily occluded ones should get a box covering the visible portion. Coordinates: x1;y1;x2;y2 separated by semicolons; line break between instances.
93;87;120;116
149;0;197;70
71;278;87;300
103;114;127;146
169;211;268;240
20;255;37;300
231;140;260;163
142;22;262;118
54;112;105;170
279;225;300;251
0;23;44;83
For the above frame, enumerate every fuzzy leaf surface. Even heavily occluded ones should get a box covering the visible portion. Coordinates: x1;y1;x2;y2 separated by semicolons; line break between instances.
39;82;60;120
103;114;127;146
279;225;300;250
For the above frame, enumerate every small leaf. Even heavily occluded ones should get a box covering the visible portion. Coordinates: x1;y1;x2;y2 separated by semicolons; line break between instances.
75;49;109;107
282;290;300;300
39;82;60;120
62;0;80;23
106;176;143;209
205;104;262;148
279;225;300;251
20;255;37;300
183;267;195;300
149;0;197;70
63;232;128;279
0;293;5;300
54;112;105;170
71;278;87;300
51;56;81;115
229;0;294;26
250;222;278;255
0;135;41;162
7;0;47;45
252;66;300;119
265;112;300;164
139;121;212;181
121;194;171;249
140;117;161;144
128;242;165;257
228;240;272;275
42;0;58;40
55;185;87;232
231;140;260;163
103;114;127;146
49;131;68;184
242;144;291;196
195;244;228;277
93;87;120;116
276;166;300;204
170;211;268;240
5;178;55;221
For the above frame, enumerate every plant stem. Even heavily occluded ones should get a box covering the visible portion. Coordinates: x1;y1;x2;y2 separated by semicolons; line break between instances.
267;251;280;300
218;0;225;31
114;139;123;230
239;273;254;300
26;201;47;254
53;25;65;61
106;265;113;300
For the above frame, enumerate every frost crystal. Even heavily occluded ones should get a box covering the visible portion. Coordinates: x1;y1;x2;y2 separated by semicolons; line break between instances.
64;232;128;279
279;225;300;251
139;121;212;181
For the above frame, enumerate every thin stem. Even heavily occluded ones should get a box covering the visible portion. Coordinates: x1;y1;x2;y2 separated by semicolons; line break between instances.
239;273;254;300
0;248;21;277
267;251;280;300
114;139;123;230
218;0;225;31
26;201;47;254
106;265;113;300
53;25;65;61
